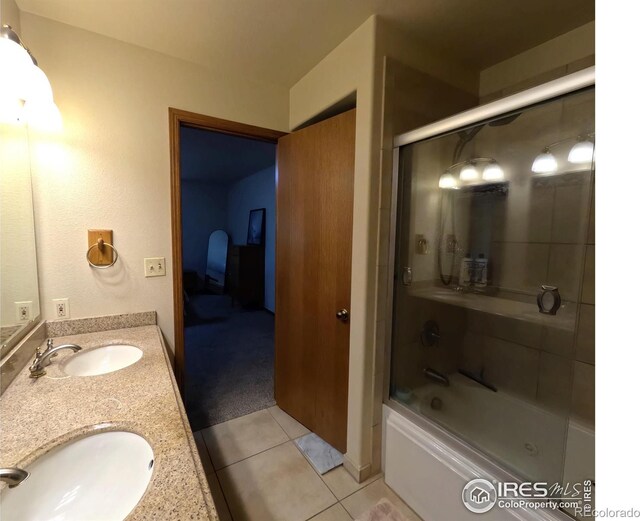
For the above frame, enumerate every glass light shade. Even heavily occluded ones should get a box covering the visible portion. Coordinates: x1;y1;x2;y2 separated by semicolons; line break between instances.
439;172;457;189
0;97;25;124
459;164;479;181
531;151;558;174
482;162;504;181
568;140;594;164
23;100;63;132
0;38;34;101
23;65;53;103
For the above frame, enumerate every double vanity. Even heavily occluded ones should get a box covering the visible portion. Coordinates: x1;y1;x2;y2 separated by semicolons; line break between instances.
0;316;217;520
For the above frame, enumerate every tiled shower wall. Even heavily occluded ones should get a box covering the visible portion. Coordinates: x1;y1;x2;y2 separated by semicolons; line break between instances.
371;57;595;474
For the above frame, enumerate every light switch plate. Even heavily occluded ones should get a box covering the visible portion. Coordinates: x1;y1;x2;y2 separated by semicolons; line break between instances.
144;257;166;277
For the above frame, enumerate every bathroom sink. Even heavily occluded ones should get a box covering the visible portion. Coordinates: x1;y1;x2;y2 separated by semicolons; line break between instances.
0;431;154;521
61;344;143;376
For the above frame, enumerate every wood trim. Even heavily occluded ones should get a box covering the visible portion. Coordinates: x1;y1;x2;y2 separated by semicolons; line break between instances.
170;108;286;142
168;108;286;393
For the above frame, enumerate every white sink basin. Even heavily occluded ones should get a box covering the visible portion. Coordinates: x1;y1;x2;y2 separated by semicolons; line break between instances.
1;431;154;521
61;344;143;377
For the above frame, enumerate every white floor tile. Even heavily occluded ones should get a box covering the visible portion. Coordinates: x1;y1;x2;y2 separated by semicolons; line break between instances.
341;478;422;521
269;405;311;439
218;441;337;521
201;409;288;469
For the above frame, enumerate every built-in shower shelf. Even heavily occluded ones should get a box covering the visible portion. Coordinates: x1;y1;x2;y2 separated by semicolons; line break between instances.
407;286;575;331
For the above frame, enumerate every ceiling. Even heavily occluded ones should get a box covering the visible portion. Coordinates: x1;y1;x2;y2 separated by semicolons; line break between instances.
180;127;276;184
17;0;594;88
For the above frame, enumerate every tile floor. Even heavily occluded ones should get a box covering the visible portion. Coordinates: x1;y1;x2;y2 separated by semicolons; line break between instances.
193;406;422;521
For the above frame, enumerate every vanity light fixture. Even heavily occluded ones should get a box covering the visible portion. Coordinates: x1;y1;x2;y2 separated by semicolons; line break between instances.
459;161;479;182
441;157;503;189
23;99;63;131
0;24;62;130
531;148;558;174
568;137;595;164
532;132;595;174
438;171;458;189
0;36;32;98
482;161;505;181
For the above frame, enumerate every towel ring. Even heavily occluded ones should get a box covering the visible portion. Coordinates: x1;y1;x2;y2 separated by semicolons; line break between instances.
86;238;119;269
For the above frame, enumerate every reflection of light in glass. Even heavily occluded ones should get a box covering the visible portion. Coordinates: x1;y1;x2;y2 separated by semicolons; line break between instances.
439;172;457;189
568;140;594;164
482;161;504;181
531;150;558;174
459;163;479;181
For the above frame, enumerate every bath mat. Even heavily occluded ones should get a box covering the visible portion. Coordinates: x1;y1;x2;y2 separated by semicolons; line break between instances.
294;433;343;474
356;499;408;521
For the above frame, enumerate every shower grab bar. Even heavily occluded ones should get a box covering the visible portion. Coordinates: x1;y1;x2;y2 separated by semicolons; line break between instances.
459;369;497;392
423;368;450;387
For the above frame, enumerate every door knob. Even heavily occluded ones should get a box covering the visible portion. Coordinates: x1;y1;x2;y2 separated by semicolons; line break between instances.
336;309;349;322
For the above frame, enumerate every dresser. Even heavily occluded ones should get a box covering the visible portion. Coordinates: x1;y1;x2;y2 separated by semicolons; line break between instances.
227;245;265;307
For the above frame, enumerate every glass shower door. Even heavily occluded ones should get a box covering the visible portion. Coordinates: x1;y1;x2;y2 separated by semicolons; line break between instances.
390;86;595;495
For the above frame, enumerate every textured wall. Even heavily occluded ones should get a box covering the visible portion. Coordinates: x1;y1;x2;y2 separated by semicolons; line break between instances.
21;13;289;351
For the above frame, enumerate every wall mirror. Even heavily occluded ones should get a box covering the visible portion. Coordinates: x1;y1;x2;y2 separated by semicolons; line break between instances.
1;122;41;356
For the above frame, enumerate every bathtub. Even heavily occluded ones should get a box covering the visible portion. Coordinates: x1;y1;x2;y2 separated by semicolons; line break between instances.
383;375;594;521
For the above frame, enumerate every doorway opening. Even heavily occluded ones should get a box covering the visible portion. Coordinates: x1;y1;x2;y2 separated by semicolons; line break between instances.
169;109;285;430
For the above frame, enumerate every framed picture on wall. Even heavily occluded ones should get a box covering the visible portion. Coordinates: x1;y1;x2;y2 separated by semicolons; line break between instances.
247;208;266;246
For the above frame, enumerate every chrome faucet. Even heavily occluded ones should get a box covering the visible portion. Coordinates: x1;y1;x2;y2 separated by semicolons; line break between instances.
0;467;29;488
29;341;82;378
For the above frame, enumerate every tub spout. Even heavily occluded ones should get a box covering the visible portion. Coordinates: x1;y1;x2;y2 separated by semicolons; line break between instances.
423;367;450;386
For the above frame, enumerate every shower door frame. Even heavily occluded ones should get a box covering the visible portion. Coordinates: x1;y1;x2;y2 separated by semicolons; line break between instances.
383;66;596;436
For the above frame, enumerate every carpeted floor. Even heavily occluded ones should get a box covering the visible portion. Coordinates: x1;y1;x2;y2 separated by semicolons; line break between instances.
184;294;275;431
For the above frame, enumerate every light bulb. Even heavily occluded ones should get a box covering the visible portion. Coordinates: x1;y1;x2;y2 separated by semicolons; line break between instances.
459;163;479;182
568;140;594;164
439;172;457;189
482;162;504;181
0;97;24;124
531;150;558;174
0;38;34;101
24;65;53;103
23;100;63;132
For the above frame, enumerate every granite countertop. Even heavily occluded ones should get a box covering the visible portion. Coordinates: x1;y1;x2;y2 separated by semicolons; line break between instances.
0;325;217;520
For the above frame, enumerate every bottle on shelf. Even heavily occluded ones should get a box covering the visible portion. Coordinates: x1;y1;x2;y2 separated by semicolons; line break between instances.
475;253;488;287
459;253;474;286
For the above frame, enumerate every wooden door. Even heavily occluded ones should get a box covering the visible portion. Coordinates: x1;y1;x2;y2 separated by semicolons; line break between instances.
275;109;355;452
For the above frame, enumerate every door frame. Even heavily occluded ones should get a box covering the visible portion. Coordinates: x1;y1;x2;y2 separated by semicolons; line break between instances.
169;108;286;391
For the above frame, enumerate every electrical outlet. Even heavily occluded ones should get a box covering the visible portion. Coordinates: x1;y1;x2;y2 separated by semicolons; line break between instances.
144;257;166;277
53;298;69;319
16;301;32;322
